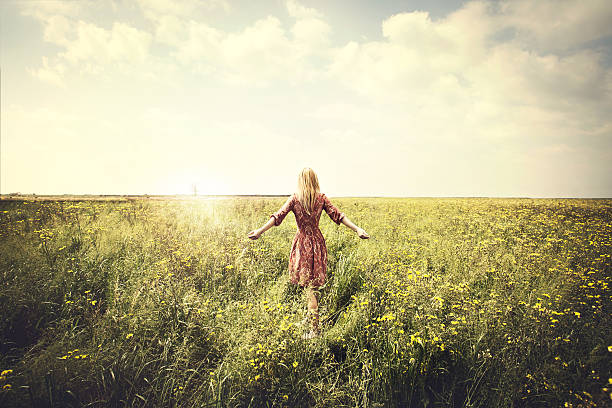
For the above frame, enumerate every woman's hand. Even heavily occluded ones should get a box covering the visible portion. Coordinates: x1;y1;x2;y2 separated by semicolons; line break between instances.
356;228;370;239
247;229;262;240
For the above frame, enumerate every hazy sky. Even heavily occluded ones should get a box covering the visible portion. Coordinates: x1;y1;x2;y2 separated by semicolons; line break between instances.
1;0;611;197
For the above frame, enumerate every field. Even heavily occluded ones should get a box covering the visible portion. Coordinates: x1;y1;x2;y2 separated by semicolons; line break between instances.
0;197;610;407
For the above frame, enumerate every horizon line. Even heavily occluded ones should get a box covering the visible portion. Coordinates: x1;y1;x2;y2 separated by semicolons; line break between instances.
1;193;611;200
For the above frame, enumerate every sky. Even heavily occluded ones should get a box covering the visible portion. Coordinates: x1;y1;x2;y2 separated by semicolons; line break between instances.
1;0;611;198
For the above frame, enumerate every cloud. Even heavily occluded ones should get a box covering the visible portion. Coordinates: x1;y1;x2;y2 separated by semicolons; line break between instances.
54;21;153;65
19;0;84;20
26;56;66;86
153;15;296;85
136;0;231;20
41;14;74;46
286;0;324;19
325;1;612;146
315;0;612;196
23;0;332;86
146;1;331;86
22;1;154;82
328;3;501;103
500;0;612;51
291;16;332;55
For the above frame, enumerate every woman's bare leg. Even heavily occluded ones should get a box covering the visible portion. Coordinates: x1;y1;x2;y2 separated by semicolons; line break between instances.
305;286;320;334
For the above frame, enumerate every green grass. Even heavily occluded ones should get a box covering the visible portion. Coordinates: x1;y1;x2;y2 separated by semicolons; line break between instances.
0;197;610;407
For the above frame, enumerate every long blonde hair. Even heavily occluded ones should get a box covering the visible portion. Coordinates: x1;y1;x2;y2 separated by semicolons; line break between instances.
296;168;320;215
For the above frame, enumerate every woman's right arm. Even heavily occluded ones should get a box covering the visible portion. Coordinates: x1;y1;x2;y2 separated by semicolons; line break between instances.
247;195;294;240
247;216;275;240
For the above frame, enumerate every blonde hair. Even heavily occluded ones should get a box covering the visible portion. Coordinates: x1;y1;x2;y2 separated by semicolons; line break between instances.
296;168;320;215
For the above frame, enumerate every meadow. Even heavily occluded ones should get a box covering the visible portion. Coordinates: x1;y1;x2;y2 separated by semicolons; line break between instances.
0;196;610;407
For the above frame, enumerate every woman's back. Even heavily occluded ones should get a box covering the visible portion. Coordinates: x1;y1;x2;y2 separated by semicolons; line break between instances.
270;192;346;233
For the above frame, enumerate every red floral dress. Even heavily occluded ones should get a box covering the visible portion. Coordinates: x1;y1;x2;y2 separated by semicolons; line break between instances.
270;192;345;288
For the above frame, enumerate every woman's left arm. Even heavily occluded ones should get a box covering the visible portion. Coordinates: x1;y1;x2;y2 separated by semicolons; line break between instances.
323;194;369;239
341;216;370;239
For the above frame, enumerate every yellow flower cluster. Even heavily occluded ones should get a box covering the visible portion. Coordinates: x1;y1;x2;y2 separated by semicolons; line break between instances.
59;349;89;360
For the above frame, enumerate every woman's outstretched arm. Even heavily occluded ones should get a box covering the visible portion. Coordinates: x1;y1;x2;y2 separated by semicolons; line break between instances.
341;216;370;239
322;194;369;239
248;195;294;240
247;217;275;240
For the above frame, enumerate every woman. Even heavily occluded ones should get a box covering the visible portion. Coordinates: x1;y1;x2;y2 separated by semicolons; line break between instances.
247;168;370;339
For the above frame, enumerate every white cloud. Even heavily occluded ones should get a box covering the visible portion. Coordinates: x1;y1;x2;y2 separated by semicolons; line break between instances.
22;1;157;82
136;0;230;20
149;5;331;86
470;45;610;114
329;4;501;102
500;0;612;51
291;17;332;54
24;0;332;86
286;0;323;19
317;1;612;196
26;56;66;86
41;14;73;46
20;0;84;20
326;1;612;148
56;21;153;64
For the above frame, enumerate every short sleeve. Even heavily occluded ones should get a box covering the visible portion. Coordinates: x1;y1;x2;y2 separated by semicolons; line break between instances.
270;195;294;226
322;194;345;225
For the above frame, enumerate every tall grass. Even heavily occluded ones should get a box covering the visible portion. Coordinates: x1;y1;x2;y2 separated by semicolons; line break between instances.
0;197;610;407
